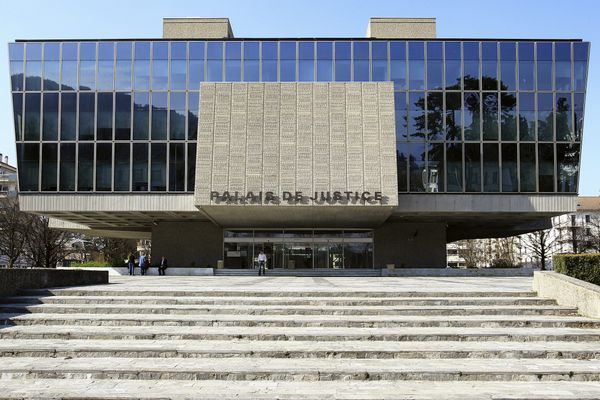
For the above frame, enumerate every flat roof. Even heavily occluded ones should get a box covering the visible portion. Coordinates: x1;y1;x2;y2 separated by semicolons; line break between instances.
14;37;585;43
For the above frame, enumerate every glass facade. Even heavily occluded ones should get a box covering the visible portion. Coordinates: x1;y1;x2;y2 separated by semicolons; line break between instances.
9;39;589;194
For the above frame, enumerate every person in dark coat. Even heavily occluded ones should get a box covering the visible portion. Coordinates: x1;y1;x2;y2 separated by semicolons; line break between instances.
158;256;168;276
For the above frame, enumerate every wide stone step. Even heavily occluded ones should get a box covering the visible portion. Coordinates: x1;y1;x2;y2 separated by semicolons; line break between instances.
1;357;600;381
0;303;578;316
1;339;599;359
1;379;600;400
1;325;598;342
20;288;538;298
1;295;556;306
2;313;599;329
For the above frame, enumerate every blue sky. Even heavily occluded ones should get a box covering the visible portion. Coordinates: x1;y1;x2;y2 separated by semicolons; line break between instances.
0;0;597;194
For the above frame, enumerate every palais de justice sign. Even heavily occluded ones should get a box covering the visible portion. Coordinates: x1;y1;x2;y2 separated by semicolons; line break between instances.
210;191;389;205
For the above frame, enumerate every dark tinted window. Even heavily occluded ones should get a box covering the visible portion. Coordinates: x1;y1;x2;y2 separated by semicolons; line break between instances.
42;93;58;141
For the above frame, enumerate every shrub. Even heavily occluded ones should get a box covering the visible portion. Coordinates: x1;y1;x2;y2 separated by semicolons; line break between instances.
553;253;600;285
490;258;519;268
71;261;112;268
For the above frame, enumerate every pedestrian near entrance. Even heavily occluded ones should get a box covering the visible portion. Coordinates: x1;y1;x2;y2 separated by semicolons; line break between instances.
139;253;147;276
258;251;267;276
158;256;168;276
128;253;135;276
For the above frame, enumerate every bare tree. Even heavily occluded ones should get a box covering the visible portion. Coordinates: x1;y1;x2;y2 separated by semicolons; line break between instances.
26;216;76;269
457;239;484;268
0;199;33;268
521;230;558;270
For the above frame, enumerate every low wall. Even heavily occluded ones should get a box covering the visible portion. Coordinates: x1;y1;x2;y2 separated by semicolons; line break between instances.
59;267;214;276
533;271;600;318
382;267;534;277
0;268;108;298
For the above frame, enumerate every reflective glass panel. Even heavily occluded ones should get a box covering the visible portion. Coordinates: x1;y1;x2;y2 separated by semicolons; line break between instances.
25;59;42;91
518;43;534;90
61;43;77;91
280;41;296;82
96;143;112;191
169;92;186;140
133;92;149;140
574;93;584;141
188;143;196;191
170;41;187;90
225;42;241;82
445;92;462;141
10;58;23;91
426;92;443;140
446;142;462;192
344;242;373;268
59;143;75;191
397;142;408;192
43;43;60;90
17;143;39;191
42;93;58;141
408;42;424;90
426;42;442;90
555;42;571;91
371;41;387;81
538;143;554;192
500;92;517;141
188;92;199;140
519;92;536;141
77;143;94;191
152;42;168;90
151;143;166;191
133;143;148;191
520;143;536;192
574;42;589;91
537;42;553;91
134;42;150;90
353;42;369;82
557;143;579;193
390;41;407;89
60;93;76;140
12;93;22;140
79;42;96;90
409;142;426;192
243;42;259;82
78;93;95;140
501;143;518;192
115;42;132;90
537;93;554;141
483;143;499;192
151;92;167;140
394;91;407;140
24;93;41;141
499;42;516;91
482;42;498;90
464;92;480;140
114;143;130;191
262;41;277;81
463;42;480;90
427;142;444;192
115;92;131;140
555;92;573;141
334;42;351;81
41;143;57;191
169;143;185;191
189;42;205;89
482;92;498;140
98;42;114;90
465;143;481;192
317;42;333;82
445;42;461;89
97;92;113;140
408;92;425;140
207;42;223;82
299;41;315;82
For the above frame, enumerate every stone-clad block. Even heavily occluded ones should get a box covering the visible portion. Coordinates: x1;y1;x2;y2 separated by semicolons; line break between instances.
195;82;397;226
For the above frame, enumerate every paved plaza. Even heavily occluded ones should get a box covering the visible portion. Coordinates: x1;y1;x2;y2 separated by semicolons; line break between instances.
0;276;599;399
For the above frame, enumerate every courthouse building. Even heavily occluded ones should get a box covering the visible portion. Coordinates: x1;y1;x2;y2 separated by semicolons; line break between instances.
8;18;590;270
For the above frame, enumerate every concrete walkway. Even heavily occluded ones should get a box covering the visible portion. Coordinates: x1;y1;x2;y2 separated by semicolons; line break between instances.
0;276;599;399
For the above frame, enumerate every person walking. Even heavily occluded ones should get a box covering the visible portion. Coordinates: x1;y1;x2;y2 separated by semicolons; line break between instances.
158;256;168;276
127;253;135;276
257;250;267;276
139;253;146;276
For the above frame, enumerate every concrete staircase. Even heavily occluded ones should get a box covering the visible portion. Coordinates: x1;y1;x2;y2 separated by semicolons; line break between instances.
0;277;599;399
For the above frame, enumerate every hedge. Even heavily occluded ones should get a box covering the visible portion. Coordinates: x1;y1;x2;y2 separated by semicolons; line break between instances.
71;261;113;268
553;253;600;285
